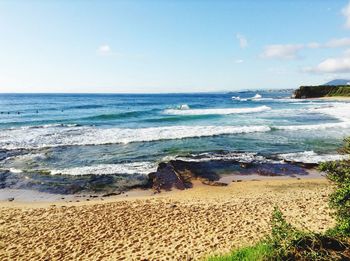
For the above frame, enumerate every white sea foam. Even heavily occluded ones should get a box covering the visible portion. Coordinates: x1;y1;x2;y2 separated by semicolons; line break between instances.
0;125;271;150
275;121;350;131
178;104;190;110
9;123;80;130
4;152;47;162
308;103;350;121
231;96;240;100
163;152;275;163
231;93;263;101
9;168;23;173
278;151;349;164
251;93;262;100
259;98;293;102
50;162;157;176
275;102;350;131
164;105;271;115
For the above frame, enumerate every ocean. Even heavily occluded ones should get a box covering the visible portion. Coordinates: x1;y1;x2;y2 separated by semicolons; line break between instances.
1;90;350;193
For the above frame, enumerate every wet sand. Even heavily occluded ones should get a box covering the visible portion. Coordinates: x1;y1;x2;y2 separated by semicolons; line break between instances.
0;178;334;260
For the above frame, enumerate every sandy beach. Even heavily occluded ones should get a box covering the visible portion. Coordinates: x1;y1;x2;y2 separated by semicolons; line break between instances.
0;178;334;260
314;96;350;101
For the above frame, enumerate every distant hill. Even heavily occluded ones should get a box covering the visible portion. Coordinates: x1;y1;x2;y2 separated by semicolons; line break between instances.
323;79;350;86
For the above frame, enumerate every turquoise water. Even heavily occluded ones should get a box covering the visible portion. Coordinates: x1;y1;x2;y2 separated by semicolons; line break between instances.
0;90;349;186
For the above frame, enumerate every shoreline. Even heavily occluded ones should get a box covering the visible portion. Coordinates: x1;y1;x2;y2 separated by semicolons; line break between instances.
310;96;350;101
0;169;325;205
0;177;334;260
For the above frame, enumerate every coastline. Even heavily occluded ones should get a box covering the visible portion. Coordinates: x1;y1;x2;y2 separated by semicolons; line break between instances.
0;168;325;205
312;96;350;101
0;177;334;260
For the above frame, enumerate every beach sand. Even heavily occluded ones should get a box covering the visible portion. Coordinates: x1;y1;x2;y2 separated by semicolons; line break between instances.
314;96;350;101
0;178;334;260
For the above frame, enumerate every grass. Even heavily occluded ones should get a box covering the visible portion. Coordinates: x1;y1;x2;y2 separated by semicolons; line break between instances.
207;242;273;261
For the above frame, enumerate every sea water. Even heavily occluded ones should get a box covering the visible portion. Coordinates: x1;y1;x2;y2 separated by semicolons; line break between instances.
0;90;349;192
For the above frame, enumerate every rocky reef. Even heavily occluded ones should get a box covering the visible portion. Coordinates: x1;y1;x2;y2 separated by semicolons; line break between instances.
147;160;224;192
147;159;309;192
0;156;312;195
292;85;350;99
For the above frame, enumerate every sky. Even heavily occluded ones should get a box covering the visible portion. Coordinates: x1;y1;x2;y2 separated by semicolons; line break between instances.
1;0;350;93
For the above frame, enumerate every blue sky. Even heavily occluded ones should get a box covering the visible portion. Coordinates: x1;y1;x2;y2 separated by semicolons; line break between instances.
1;0;350;93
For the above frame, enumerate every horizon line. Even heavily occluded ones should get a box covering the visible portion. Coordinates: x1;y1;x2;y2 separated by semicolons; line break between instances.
0;88;294;95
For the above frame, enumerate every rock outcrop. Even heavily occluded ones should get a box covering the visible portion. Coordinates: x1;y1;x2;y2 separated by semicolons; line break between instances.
148;160;221;192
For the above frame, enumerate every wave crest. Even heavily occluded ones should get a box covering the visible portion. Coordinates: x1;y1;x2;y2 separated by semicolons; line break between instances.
0;125;271;150
275;121;350;131
163;151;275;164
50;162;157;176
278;151;349;164
164;105;271;115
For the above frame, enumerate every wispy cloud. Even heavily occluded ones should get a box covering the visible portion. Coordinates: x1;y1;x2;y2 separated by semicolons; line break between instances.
303;50;350;73
260;44;304;59
325;37;350;48
342;1;350;29
97;44;115;56
235;59;244;64
261;0;350;61
97;44;111;54
306;42;321;49
236;33;248;49
261;37;350;60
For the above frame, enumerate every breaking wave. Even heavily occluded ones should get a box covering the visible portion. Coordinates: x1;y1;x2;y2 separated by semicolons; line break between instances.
307;103;350;122
231;93;262;101
278;151;349;164
164;105;271;115
275;121;350;131
0;125;271;150
162;151;275;164
50;162;157;176
165;150;348;165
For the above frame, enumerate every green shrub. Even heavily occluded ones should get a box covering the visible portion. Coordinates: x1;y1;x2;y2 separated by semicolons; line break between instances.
269;207;304;259
319;137;350;236
270;207;349;260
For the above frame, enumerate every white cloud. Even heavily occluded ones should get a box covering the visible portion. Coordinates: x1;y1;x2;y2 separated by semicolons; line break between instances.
342;1;350;29
307;42;321;49
260;44;304;59
261;37;350;60
97;44;112;56
235;59;244;64
236;34;248;48
303;50;350;73
325;37;350;48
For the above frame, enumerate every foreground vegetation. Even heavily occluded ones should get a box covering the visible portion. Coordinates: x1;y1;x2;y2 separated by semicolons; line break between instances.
208;138;350;260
